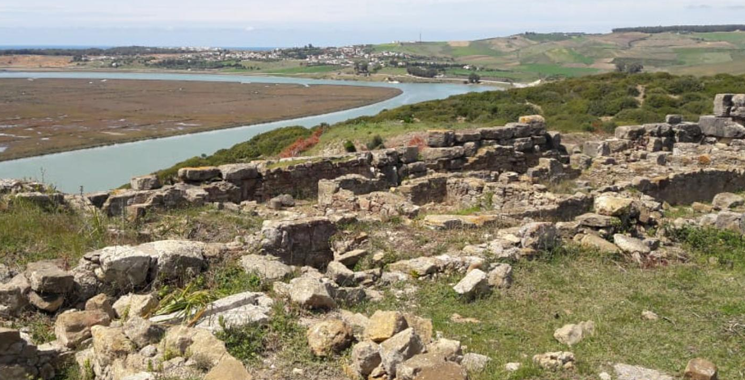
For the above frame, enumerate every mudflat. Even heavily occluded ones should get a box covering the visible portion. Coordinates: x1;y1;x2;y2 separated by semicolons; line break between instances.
0;78;401;160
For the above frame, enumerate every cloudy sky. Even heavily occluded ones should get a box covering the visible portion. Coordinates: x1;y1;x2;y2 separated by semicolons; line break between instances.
1;0;744;47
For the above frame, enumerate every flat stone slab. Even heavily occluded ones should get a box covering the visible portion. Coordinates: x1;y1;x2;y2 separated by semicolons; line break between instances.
423;214;500;230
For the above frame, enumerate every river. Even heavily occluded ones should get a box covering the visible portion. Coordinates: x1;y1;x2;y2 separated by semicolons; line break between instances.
0;72;495;192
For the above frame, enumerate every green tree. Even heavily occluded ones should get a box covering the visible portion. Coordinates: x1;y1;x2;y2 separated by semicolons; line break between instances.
468;72;481;84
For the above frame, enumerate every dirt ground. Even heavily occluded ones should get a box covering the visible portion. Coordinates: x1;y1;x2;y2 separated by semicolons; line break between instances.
0;78;401;160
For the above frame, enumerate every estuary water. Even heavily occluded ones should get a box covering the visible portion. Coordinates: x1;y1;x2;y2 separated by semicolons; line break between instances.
0;71;494;192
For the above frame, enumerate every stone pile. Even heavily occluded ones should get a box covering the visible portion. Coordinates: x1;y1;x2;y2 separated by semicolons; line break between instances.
342;310;485;380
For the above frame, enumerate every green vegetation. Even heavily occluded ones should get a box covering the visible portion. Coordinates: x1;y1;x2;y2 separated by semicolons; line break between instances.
0;200;131;266
154;282;214;322
352;245;745;380
353;72;745;131
671;226;745;270
372;31;745;81
156;126;311;182
613;25;745;34
217;302;325;370
264;64;341;74
156;72;745;178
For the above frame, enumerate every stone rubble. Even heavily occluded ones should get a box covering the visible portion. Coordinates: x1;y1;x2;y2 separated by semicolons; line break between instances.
3;96;742;380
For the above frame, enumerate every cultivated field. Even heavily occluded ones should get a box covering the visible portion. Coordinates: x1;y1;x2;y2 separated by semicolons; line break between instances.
374;31;745;81
0;78;401;160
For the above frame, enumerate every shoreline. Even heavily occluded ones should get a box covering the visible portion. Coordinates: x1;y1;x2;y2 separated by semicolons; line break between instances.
0;66;517;87
0;78;403;162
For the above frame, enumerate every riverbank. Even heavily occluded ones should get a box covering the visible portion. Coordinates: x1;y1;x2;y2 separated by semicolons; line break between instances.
0;72;492;192
0;78;401;161
0;66;517;87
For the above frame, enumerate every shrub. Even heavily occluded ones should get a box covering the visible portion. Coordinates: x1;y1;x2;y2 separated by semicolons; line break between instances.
343;140;357;153
366;135;385;150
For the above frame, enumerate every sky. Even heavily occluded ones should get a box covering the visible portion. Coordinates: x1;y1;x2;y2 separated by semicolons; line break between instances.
1;0;745;47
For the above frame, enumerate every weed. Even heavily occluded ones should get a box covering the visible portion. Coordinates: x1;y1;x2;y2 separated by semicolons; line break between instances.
154;282;214;324
670;226;745;270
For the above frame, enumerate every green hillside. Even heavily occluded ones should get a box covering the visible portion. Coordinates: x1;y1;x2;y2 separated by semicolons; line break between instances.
375;31;745;81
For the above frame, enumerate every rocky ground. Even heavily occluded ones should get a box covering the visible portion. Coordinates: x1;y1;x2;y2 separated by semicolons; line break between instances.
3;94;745;380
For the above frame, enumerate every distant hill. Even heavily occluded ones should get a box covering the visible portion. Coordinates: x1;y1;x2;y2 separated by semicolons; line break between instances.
374;30;745;81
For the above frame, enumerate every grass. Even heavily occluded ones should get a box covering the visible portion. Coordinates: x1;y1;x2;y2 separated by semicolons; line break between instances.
264;64;342;74
0;200;133;267
350;246;745;380
516;64;600;77
671;226;745;270
144;205;263;243
217;301;341;375
0;200;262;269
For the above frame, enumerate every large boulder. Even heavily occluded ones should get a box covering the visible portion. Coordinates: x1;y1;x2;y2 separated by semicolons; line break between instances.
397;352;466;380
91;325;135;367
260;217;337;268
24;260;74;295
411;361;467;380
0;274;30;317
85;293;116;320
615;125;646;140
138;240;206;281
594;196;634;217
684;358;718;380
553;321;595;346
426;130;455;148
379;328;425;375
712;192;744;210
96;246;152;289
576;234;620;254
219;163;259;182
453;269;490;299
614;363;673;380
162;326;231;367
520;222;559;251
613;235;651;255
130;175;161;191
365;311;408;343
28;291;64;312
350;341;382;378
388;257;439;277
204;357;253;380
306;319;354;357
123;316;164;348
699;116;745;138
287;276;336;309
326;261;355;286
240;254;292;281
192;292;273;332
113;293;159;319
55;310;111;348
487;264;513;288
178;167;221;182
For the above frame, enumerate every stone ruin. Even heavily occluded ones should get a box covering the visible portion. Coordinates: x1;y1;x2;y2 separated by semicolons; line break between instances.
2;95;743;380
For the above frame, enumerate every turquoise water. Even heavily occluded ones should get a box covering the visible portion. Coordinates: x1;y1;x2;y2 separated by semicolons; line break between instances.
0;72;494;192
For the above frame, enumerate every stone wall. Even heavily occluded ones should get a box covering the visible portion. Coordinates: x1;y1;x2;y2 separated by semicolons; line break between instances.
632;168;745;206
96;115;565;218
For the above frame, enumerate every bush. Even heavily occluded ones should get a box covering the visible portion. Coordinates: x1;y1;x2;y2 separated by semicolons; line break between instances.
366;135;385;150
615;108;663;124
343;140;357;152
157;126;311;181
